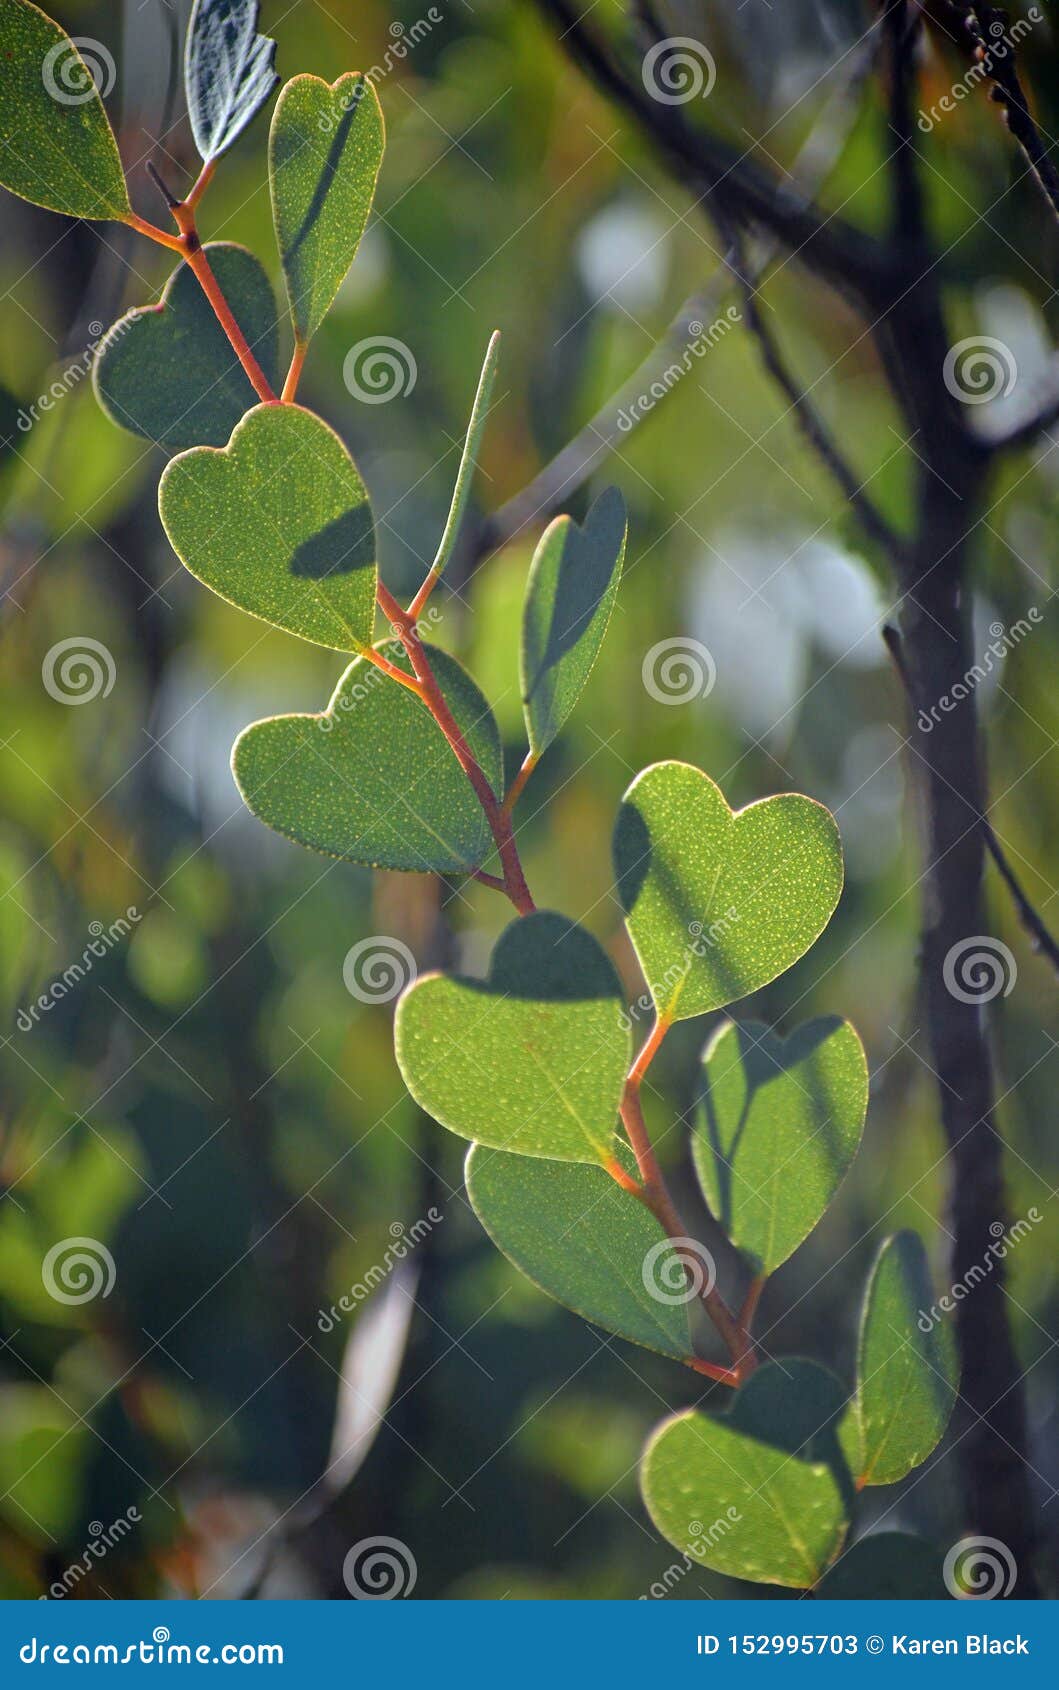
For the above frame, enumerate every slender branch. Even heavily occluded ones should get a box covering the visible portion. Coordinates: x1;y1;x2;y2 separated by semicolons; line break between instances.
282;341;308;404
966;4;1059;225
121;211;185;253
176;227;278;405
501;750;538;818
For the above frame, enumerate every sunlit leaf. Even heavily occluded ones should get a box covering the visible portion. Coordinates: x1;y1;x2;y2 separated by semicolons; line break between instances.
269;72;384;344
232;641;502;874
0;0;129;219
395;913;629;1164
415;331;500;596
694;1017;868;1275
614;761;843;1022
159;402;376;651
466;1142;691;1359
522;487;626;756
93;243;280;450
642;1359;851;1589
185;0;278;163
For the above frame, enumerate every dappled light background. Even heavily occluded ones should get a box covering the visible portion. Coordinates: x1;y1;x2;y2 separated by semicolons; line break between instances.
1;0;1056;1597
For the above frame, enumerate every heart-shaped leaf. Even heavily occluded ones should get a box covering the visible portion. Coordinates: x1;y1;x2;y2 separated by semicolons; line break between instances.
693;1017;868;1275
522;487;626;757
0;0;130;219
642;1359;852;1589
816;1532;947;1598
185;0;278;163
269;72;384;345
395;913;630;1164
93;244;280;450
466;1143;691;1360
159;402;376;651
614;761;843;1022
841;1231;958;1488
232;640;502;874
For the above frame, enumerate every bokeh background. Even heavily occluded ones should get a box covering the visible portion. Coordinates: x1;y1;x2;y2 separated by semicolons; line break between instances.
0;0;1056;1598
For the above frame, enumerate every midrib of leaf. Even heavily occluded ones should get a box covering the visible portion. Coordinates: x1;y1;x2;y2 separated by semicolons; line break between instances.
522;1036;608;1160
858;1339;918;1485
743;1443;821;1586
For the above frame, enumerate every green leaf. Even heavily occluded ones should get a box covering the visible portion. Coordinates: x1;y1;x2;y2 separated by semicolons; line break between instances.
841;1231;958;1488
693;1018;868;1275
269;72;385;345
415;331;500;597
0;0;130;219
185;0;278;163
642;1360;852;1589
614;761;843;1022
816;1532;947;1599
466;1143;691;1360
232;640;502;874
93;243;280;451
159;402;376;651
522;487;627;757
395;912;629;1164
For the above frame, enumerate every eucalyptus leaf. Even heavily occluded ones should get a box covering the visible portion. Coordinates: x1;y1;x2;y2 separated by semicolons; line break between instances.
185;0;278;163
841;1231;958;1487
522;487;626;756
159;402;376;651
93;244;280;450
232;640;502;874
0;0;130;219
417;331;500;594
395;913;629;1164
269;72;384;344
642;1359;852;1589
466;1143;691;1360
614;761;843;1022
693;1017;868;1275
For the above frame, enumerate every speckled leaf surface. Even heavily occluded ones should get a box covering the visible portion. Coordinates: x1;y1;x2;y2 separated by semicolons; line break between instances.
232;641;502;874
185;0;278;163
694;1018;868;1275
395;913;629;1164
841;1231;958;1487
522;487;626;756
0;0;129;219
614;761;843;1022
93;244;280;450
159;402;376;651
269;72;384;344
466;1142;691;1360
642;1359;852;1589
